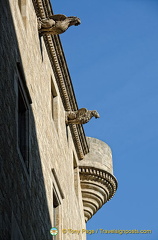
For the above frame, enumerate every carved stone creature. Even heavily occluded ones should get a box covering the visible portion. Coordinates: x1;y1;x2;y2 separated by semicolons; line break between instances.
38;14;81;35
65;108;100;125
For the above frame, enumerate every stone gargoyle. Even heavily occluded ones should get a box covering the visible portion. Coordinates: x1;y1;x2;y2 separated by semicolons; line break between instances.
65;108;100;125
38;14;81;35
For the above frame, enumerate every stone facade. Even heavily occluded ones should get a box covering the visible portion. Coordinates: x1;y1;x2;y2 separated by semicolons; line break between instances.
0;0;117;240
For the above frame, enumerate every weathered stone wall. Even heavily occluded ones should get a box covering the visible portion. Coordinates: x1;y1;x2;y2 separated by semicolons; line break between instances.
0;0;86;239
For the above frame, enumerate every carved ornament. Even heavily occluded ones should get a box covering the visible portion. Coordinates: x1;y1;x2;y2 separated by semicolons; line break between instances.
65;108;100;125
38;14;81;35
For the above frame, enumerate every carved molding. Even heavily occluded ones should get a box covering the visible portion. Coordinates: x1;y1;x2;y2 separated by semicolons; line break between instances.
79;166;117;222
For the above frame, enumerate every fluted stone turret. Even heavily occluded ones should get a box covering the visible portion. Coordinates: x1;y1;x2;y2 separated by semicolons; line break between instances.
79;137;117;222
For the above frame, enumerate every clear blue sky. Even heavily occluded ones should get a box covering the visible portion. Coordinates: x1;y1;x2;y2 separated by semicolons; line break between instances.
51;0;158;239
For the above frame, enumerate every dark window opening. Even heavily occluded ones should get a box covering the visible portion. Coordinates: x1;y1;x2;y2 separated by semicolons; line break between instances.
18;84;29;170
51;79;57;121
51;90;56;120
18;0;22;12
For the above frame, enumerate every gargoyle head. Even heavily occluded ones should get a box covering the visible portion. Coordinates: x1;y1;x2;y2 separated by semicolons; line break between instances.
92;110;100;119
68;16;81;26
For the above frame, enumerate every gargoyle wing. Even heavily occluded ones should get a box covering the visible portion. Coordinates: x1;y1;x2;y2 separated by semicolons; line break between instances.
49;14;67;21
76;108;88;118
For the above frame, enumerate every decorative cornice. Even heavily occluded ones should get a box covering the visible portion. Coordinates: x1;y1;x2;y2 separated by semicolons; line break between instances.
32;0;46;18
79;166;117;222
32;0;89;159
